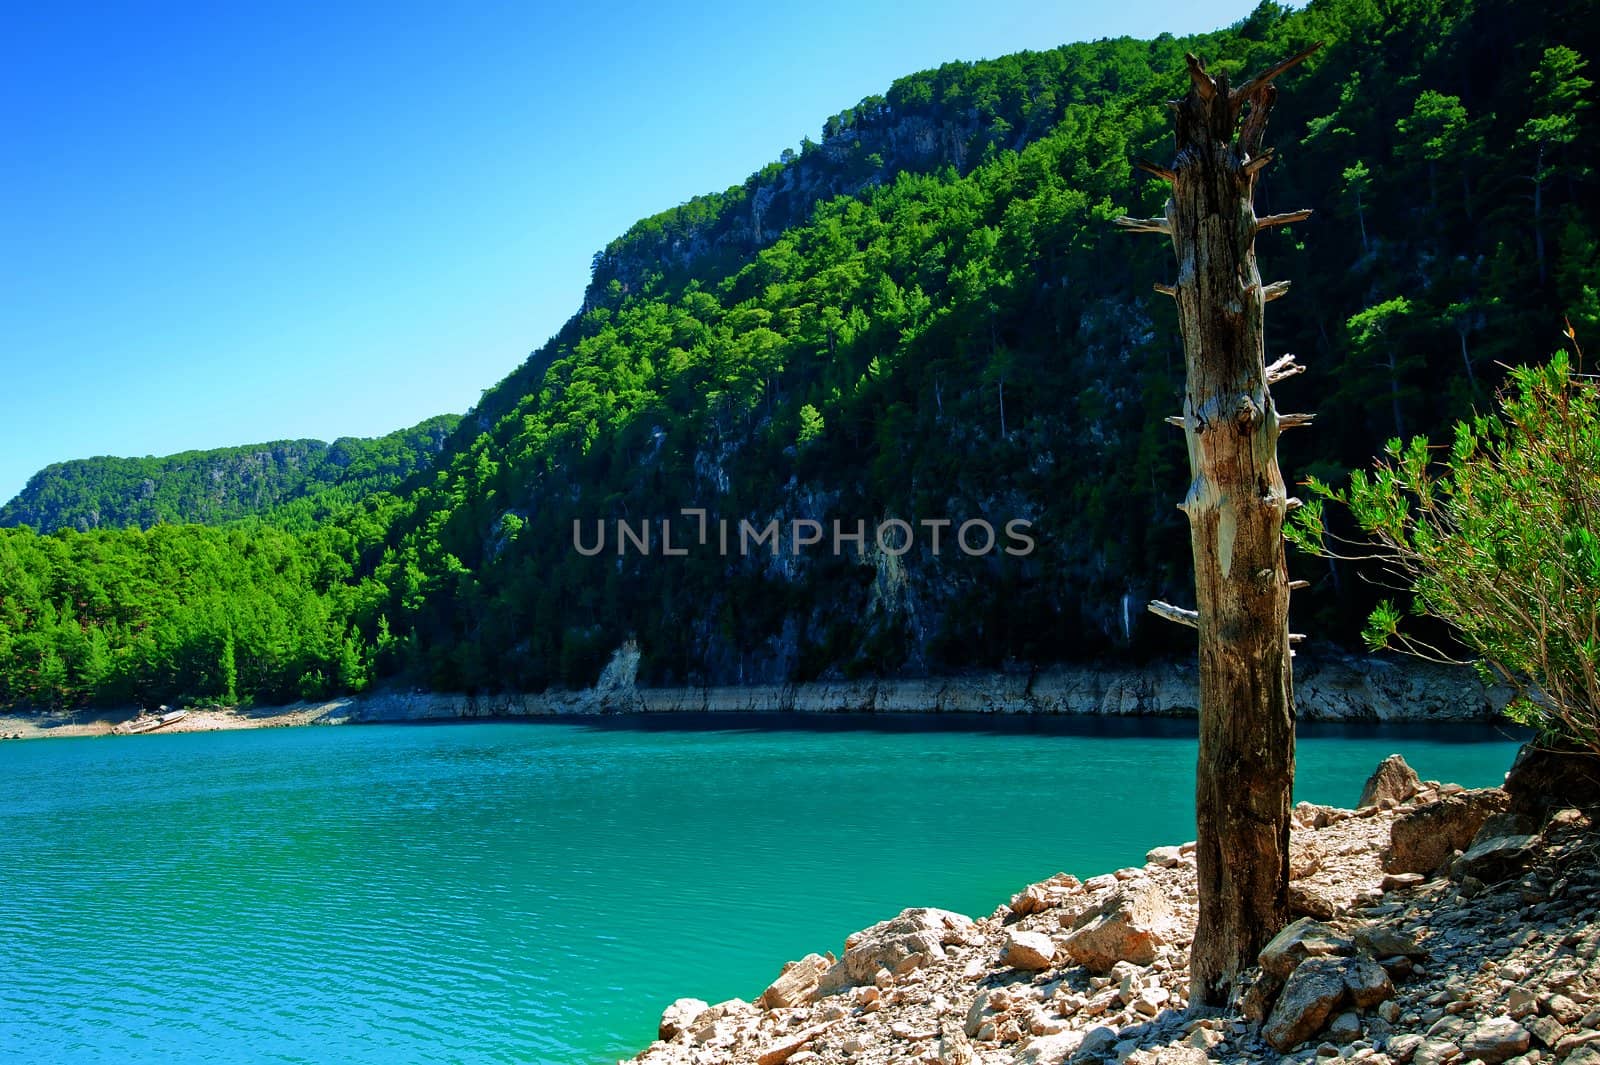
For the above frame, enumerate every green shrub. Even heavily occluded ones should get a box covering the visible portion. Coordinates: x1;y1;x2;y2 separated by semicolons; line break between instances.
1287;336;1600;752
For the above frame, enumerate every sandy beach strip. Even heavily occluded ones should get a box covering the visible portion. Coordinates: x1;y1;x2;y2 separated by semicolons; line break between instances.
0;699;353;742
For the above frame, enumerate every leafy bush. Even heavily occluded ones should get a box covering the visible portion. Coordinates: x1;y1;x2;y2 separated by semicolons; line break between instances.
1288;336;1600;752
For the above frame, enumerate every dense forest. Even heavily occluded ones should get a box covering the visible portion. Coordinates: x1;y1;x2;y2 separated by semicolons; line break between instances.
0;415;460;533
1;0;1595;709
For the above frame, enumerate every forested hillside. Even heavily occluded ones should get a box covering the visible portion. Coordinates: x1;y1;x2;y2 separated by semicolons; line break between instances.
2;0;1595;709
0;511;397;710
0;415;459;533
378;0;1599;691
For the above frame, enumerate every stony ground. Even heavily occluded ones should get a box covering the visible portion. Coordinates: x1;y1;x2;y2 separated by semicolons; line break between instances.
0;699;351;740
623;757;1599;1065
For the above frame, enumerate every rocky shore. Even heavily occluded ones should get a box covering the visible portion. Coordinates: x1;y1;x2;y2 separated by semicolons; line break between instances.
341;646;1502;724
0;700;348;740
0;648;1505;741
622;749;1600;1065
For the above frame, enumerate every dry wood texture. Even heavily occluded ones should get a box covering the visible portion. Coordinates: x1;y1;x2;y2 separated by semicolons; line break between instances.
1122;44;1319;1006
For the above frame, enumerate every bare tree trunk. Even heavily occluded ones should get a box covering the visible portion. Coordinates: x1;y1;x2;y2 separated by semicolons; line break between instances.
1119;46;1315;1006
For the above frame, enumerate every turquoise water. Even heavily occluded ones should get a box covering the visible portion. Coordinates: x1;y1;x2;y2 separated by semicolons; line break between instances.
0;715;1522;1064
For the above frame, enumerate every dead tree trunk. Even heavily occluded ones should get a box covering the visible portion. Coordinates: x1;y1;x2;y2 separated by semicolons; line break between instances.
1117;45;1318;1006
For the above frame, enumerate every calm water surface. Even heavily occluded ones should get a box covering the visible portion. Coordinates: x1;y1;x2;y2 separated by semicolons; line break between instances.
0;715;1523;1064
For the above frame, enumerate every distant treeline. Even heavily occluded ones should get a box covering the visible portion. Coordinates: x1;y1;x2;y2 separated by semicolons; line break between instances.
1;415;459;533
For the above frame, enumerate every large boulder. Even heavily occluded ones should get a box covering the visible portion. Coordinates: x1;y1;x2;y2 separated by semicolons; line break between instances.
1459;1017;1532;1065
759;953;831;1010
1451;834;1540;883
1258;918;1354;980
1383;788;1509;875
659;998;709;1041
1263;957;1351;1050
1504;744;1600;821
1009;884;1052;917
1145;846;1184;868
1262;955;1396;1051
1000;930;1056;971
1062;881;1172;971
842;907;973;984
1359;754;1422;808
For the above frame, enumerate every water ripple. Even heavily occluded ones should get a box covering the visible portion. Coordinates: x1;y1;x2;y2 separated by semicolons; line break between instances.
0;718;1520;1063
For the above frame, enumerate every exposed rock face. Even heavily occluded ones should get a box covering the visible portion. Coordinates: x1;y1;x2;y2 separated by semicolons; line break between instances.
624;764;1600;1065
1384;788;1510;874
630;651;1501;718
1360;754;1422;808
340;650;1504;722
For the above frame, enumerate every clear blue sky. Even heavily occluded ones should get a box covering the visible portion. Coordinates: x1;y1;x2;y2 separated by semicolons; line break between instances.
1;0;1270;505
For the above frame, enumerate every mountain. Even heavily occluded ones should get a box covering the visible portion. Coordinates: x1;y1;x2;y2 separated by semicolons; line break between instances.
373;0;1600;691
3;0;1597;710
0;415;461;533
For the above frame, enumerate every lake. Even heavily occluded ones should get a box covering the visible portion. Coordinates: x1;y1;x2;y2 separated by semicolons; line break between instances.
0;715;1523;1064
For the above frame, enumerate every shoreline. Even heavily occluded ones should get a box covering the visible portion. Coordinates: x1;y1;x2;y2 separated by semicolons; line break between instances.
0;650;1506;742
620;755;1599;1065
0;700;350;741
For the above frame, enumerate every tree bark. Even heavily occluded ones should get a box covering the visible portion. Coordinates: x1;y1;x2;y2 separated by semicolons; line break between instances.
1121;47;1313;1006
